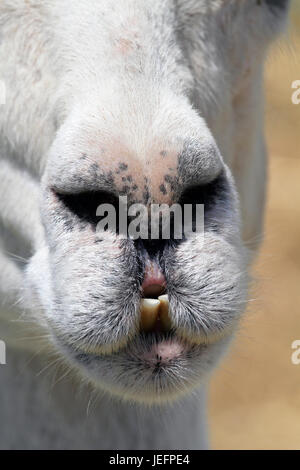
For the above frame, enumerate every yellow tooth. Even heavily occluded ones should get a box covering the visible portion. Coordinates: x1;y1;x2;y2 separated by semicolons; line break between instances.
158;294;172;332
140;298;160;332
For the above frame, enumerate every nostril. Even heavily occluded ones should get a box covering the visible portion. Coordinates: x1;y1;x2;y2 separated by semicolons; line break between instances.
53;189;119;229
179;172;227;209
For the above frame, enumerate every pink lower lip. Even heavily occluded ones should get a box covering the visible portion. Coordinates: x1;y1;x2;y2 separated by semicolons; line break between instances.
141;338;186;364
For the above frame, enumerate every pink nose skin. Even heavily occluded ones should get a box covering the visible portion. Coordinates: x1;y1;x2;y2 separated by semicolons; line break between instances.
142;258;166;298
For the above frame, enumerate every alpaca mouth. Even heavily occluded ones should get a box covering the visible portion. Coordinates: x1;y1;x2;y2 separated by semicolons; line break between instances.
67;292;196;365
58;259;231;373
140;295;171;333
76;294;187;363
136;292;188;365
58;275;233;402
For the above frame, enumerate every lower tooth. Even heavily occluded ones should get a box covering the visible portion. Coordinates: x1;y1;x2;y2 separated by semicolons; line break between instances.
140;298;160;332
158;295;172;331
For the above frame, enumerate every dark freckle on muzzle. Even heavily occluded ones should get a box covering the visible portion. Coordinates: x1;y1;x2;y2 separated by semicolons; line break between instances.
119;162;128;171
159;184;167;195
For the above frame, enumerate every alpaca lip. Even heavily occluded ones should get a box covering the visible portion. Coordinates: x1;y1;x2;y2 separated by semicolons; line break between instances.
142;284;166;298
138;336;187;365
124;329;196;367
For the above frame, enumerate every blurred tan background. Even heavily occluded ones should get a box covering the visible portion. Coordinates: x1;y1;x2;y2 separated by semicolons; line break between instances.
209;1;300;449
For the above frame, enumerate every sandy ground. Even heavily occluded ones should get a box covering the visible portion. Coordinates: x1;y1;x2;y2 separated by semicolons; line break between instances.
209;3;300;449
